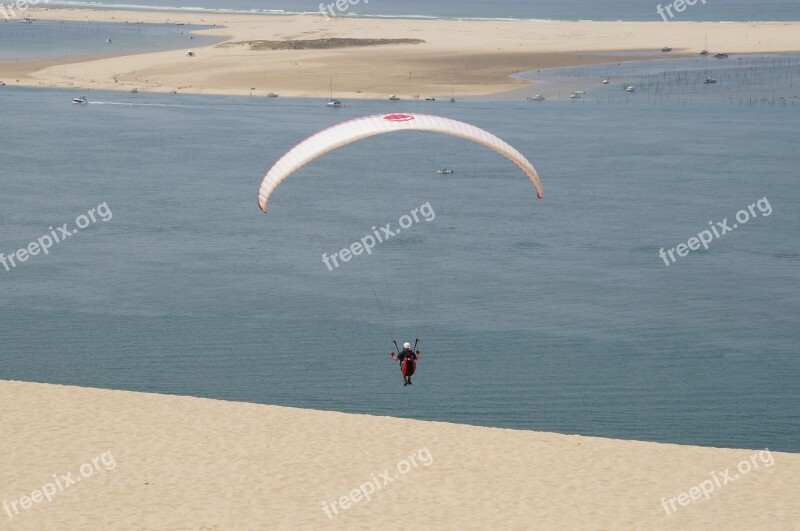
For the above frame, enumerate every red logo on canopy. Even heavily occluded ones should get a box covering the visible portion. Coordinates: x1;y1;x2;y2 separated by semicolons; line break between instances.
383;113;415;122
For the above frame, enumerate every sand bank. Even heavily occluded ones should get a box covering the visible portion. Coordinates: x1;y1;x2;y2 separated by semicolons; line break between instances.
1;380;798;529
2;10;800;98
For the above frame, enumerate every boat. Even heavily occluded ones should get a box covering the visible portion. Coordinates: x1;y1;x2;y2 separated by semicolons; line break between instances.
130;88;138;94
436;168;454;175
425;96;436;101
186;50;194;57
72;96;87;104
170;90;177;94
704;77;717;84
661;46;673;52
450;97;455;103
570;93;582;99
267;92;279;97
106;38;112;43
602;79;610;84
0;81;5;86
714;53;729;59
626;85;636;93
700;34;709;55
389;95;400;100
573;90;586;95
326;78;343;107
527;95;545;101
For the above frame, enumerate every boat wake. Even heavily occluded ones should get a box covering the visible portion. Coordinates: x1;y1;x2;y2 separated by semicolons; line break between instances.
87;101;198;108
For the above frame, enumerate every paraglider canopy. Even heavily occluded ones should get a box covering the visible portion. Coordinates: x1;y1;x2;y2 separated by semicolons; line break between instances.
257;113;543;213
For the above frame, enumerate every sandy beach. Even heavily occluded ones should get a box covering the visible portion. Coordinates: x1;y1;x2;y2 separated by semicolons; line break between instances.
1;380;798;529
4;9;800;98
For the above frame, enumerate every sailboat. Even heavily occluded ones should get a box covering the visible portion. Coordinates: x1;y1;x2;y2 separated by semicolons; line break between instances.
700;34;709;55
326;78;343;107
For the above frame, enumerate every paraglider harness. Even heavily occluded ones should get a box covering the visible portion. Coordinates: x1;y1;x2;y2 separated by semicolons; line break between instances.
393;339;419;377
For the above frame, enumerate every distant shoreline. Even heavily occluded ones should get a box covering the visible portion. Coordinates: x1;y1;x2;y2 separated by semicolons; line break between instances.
27;2;800;23
3;8;800;99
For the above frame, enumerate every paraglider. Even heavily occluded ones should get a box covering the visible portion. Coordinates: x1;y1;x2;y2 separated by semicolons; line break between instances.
257;113;543;214
256;113;544;386
391;341;420;386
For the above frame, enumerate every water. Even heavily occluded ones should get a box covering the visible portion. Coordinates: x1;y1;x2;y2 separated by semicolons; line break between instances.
1;67;798;451
0;20;219;61
41;0;800;22
512;54;800;105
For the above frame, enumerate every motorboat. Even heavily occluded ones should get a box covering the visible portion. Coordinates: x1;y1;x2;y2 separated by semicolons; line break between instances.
626;85;636;93
425;96;436;101
714;53;729;59
704;77;717;84
436;168;454;175
570;93;582;99
661;46;673;52
267;92;279;97
130;88;138;93
450;97;455;102
573;90;586;95
389;95;400;100
602;79;610;84
72;96;87;104
527;95;545;101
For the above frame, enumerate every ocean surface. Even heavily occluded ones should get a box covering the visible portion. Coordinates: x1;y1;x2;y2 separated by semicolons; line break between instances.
1;56;799;451
0;21;219;61
41;0;800;22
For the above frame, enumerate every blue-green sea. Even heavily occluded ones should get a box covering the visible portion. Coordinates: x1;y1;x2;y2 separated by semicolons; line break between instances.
1;54;799;451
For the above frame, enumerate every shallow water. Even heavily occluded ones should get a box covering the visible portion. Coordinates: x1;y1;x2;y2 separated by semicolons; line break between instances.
0;20;219;61
41;0;800;22
1;70;798;451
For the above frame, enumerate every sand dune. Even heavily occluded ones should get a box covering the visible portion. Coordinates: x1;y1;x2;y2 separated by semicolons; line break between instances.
3;9;800;98
1;380;798;529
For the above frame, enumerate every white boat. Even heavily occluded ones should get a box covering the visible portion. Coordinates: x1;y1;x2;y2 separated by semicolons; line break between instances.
570;93;582;99
527;95;545;101
661;46;673;52
704;77;717;84
436;168;454;175
602;79;610;84
425;96;436;101
389;95;400;100
72;96;87;104
267;92;279;98
573;90;586;95
626;85;636;93
106;38;112;43
326;78;343;107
